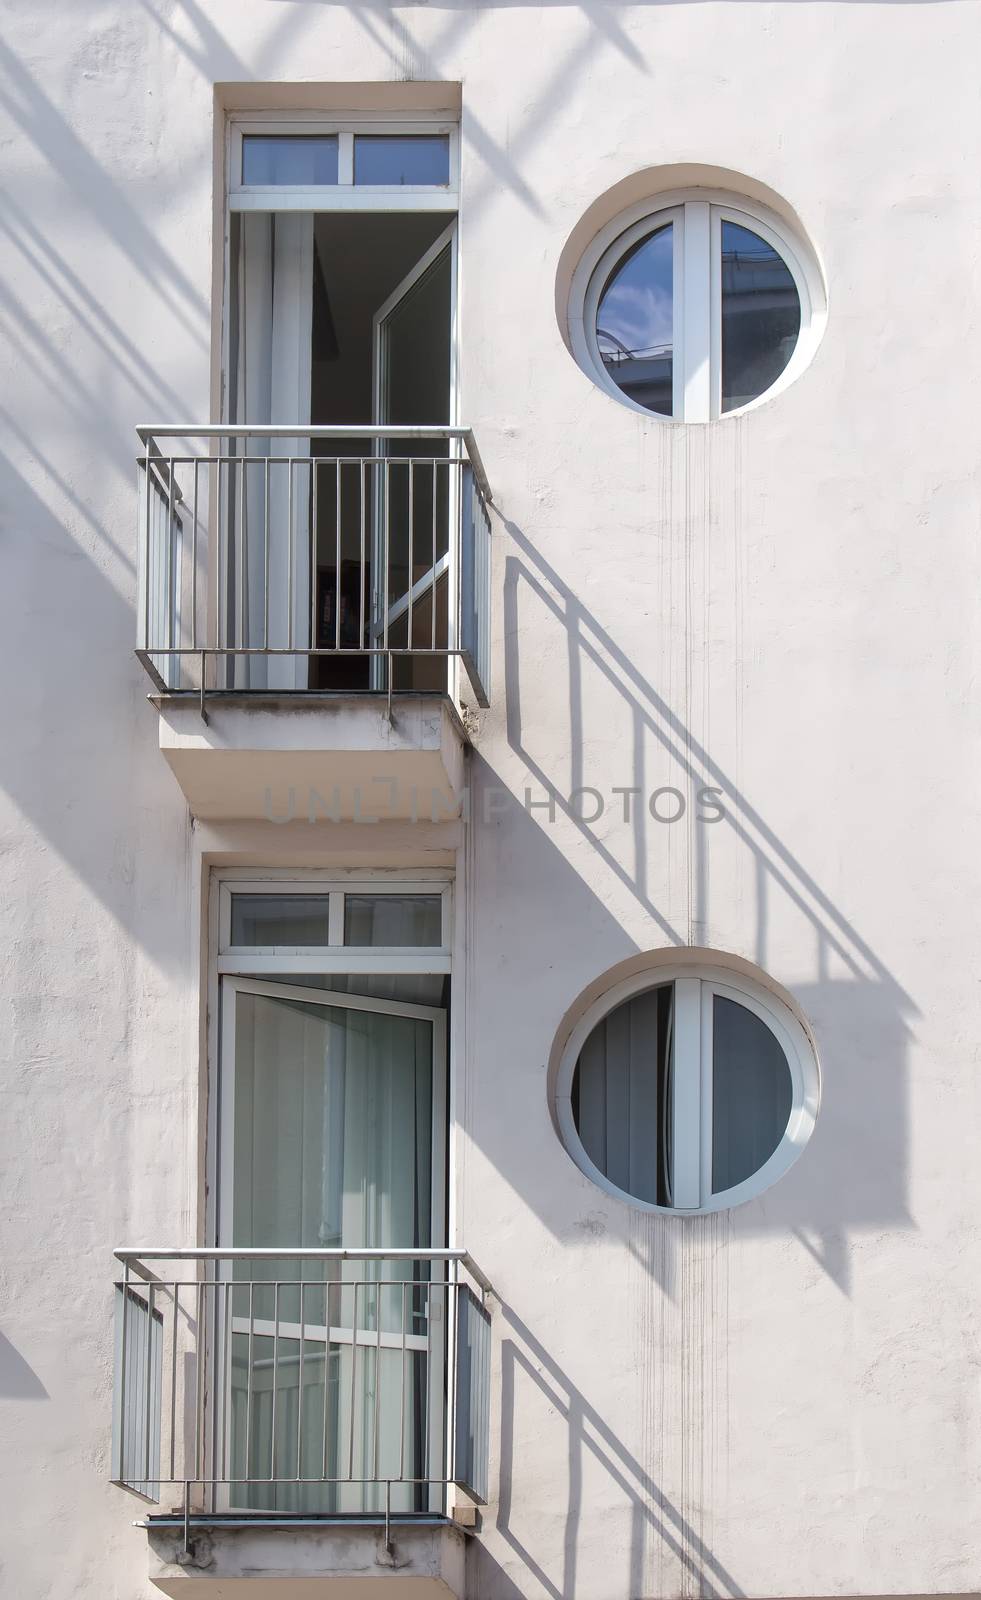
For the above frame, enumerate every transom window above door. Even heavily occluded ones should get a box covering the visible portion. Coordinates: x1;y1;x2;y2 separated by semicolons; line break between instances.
568;188;826;421
230;119;458;208
217;878;452;973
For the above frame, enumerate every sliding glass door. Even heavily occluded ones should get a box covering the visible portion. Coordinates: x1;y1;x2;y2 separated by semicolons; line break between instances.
219;977;447;1513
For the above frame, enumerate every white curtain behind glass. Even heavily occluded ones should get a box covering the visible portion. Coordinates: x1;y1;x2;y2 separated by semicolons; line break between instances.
574;986;668;1207
229;213;313;688
229;989;436;1513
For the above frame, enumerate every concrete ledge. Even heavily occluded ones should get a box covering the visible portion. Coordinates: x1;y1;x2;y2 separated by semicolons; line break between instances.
153;696;468;823
146;1519;467;1599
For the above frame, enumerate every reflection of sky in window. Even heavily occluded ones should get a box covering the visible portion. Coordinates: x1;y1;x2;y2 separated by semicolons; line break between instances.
597;226;673;360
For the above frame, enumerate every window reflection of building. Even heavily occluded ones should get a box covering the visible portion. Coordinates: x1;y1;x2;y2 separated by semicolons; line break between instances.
598;333;673;415
720;222;801;411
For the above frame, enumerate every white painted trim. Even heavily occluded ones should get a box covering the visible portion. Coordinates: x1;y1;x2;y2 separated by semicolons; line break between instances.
569;186;827;424
224;974;447;1020
217;972;448;1238
230;188;458;215
580;205;682;421
682;202;711;424
370;221;458;686
218;952;451;978
216;867;452;885
554;961;820;1215
229;116;459;211
670;978;702;1210
217;875;452;966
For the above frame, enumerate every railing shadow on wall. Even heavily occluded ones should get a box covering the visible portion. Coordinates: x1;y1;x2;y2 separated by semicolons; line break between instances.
489;513;915;1299
489;1303;745;1600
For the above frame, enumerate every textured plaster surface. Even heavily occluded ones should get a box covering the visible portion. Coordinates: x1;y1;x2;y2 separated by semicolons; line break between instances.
1;4;979;1599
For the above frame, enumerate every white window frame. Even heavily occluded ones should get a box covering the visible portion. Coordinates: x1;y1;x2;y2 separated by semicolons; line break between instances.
205;867;458;1514
229;113;459;213
217;973;448;1247
207;868;454;1247
570;188;827;423
215;971;449;1517
554;963;820;1214
216;869;453;976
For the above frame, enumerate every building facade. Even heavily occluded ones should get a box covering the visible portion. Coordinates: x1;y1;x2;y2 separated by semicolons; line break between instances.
2;3;980;1599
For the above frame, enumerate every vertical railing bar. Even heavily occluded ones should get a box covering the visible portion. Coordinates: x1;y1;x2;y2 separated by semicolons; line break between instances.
296;1280;305;1483
245;1280;254;1490
143;1282;155;1493
209;1279;219;1513
310;458;319;669
399;1280;407;1484
423;1279;433;1489
118;1262;130;1486
431;460;438;652
407;459;415;652
447;1278;456;1492
287;461;294;652
335;458;342;651
216;454;224;657
167;457;176;665
221;1279;232;1488
449;1275;457;1500
451;462;459;677
481;1293;490;1500
483;492;490;694
372;1281;382;1488
270;1281;280;1483
359;459;367;651
347;1281;359;1482
142;440;152;652
194;1280;204;1485
322;1279;332;1483
170;1281;179;1482
263;456;270;651
191;459;199;653
238;457;246;663
383;461;390;653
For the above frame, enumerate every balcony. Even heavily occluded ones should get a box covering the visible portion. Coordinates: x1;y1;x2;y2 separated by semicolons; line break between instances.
136;427;492;822
112;1247;493;1596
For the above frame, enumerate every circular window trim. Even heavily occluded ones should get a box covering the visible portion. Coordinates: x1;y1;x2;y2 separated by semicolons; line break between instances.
554;961;820;1215
568;187;827;423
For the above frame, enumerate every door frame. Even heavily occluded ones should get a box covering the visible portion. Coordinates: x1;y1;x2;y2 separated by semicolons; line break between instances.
369;221;459;691
216;974;447;1251
203;868;461;1514
371;219;459;428
215;973;448;1513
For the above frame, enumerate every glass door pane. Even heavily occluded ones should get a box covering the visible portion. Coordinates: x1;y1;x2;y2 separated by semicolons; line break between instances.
223;980;445;1514
371;225;455;693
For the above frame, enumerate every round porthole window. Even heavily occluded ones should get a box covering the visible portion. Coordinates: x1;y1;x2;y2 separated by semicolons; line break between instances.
568;189;826;422
554;963;819;1213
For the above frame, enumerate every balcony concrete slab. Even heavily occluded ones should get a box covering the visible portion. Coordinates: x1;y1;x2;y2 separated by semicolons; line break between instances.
153;696;468;823
146;1520;467;1599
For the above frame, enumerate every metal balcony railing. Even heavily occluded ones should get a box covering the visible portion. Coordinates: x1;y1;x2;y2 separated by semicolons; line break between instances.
112;1248;493;1527
136;426;492;709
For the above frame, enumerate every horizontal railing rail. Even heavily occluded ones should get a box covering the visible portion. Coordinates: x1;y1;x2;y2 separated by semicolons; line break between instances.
135;425;492;711
111;1248;493;1524
136;426;493;507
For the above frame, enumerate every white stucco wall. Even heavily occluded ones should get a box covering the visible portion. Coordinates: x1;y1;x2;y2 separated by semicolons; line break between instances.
1;3;979;1599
